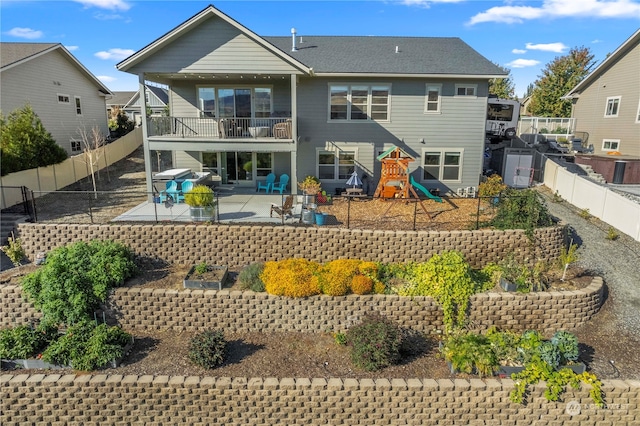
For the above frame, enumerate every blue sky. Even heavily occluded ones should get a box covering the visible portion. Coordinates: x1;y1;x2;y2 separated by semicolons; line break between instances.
2;0;639;96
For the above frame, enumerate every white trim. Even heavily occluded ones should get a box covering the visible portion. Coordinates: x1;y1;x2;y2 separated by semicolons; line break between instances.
74;96;83;116
604;96;621;118
636;99;640;123
316;145;359;182
421;148;464;182
424;83;442;114
317;72;505;79
602;139;620;151
327;83;390;122
57;93;70;104
196;85;275;118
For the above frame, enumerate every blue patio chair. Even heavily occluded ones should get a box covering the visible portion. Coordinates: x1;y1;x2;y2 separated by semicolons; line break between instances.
257;173;275;193
271;173;289;194
160;180;179;202
178;180;194;203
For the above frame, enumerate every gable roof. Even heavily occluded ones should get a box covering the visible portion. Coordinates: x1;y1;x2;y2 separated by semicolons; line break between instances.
564;28;640;98
118;4;505;79
147;85;169;104
1;42;112;95
108;91;137;107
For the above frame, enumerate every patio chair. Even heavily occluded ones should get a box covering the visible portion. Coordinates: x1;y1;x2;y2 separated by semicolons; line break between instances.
272;119;292;139
270;195;294;218
178;180;194;203
271;173;289;194
257;173;275;193
160;180;179;202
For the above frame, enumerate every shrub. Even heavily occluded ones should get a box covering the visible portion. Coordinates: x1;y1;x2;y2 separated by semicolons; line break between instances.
21;240;137;326
261;258;320;297
315;259;365;296
351;275;373;295
1;232;25;267
558;243;578;268
551;330;579;364
188;329;227;369
238;262;265;292
346;314;402;371
0;324;56;359
490;188;553;239
478;174;507;198
606;227;619;241
42;321;131;371
441;331;497;377
184;185;215;207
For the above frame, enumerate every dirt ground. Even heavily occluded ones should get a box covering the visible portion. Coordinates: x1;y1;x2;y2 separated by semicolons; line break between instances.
1;146;629;381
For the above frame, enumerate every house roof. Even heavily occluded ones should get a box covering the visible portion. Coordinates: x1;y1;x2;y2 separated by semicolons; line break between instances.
1;42;112;95
377;145;415;161
147;85;169;104
118;4;506;79
265;36;506;77
564;28;640;98
108;91;137;107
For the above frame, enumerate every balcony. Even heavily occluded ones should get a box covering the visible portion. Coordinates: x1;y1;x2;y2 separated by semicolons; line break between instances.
147;116;292;140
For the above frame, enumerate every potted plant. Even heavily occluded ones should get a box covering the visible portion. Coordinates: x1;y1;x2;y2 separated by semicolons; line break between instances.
298;175;322;205
184;184;216;222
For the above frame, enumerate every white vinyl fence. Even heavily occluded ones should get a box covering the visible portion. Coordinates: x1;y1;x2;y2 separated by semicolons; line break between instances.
0;128;142;209
543;158;640;242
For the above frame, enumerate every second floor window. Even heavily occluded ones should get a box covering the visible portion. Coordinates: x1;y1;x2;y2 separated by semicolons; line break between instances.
329;84;389;121
197;87;272;118
605;96;620;117
455;84;477;96
424;84;442;113
58;94;70;103
75;97;82;115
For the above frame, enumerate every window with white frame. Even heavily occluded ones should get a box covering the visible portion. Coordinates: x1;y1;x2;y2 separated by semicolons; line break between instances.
196;87;272;118
71;140;82;152
422;149;463;181
602;139;620;151
455;84;477;96
58;94;70;103
604;96;621;117
424;84;442;113
255;152;273;177
636;100;640;123
328;84;389;121
74;96;82;115
317;148;356;180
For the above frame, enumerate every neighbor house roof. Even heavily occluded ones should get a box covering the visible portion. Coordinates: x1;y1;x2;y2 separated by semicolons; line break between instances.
147;86;169;104
564;28;640;98
0;42;112;95
118;4;506;79
107;91;137;107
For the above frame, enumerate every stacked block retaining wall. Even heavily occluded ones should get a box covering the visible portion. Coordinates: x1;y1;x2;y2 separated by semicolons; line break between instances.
2;374;638;425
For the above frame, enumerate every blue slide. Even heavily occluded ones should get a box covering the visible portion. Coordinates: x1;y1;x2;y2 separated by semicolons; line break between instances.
410;176;443;203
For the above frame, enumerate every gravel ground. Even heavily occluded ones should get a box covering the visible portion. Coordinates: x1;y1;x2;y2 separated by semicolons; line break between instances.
537;186;640;379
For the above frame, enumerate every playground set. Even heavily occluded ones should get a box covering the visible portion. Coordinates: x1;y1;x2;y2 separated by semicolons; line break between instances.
372;146;443;217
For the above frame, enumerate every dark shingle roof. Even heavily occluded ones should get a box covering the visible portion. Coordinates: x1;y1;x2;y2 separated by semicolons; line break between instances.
108;91;137;107
264;36;505;76
1;42;58;69
147;85;169;104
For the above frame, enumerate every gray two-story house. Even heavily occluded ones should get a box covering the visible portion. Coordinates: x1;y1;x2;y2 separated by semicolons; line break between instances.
1;43;112;155
117;5;506;196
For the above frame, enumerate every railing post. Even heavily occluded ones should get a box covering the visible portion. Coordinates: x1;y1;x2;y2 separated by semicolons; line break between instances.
413;200;417;231
347;196;351;229
88;192;94;224
476;196;481;230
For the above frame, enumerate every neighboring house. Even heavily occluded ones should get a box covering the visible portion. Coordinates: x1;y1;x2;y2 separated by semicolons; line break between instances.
0;42;112;155
111;85;169;127
107;90;137;117
519;96;532;118
117;5;506;196
564;29;640;158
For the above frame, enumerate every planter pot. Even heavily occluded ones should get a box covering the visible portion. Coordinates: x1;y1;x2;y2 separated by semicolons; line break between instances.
498;365;526;377
303;194;316;206
315;212;327;226
302;209;315;225
560;362;586;374
500;277;518;292
189;205;215;222
183;265;228;290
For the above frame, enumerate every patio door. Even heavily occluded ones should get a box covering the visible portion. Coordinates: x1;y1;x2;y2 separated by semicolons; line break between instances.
223;151;253;185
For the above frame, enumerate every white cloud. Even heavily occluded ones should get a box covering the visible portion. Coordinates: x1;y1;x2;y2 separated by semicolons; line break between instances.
73;0;131;11
512;48;527;54
95;48;135;60
94;13;124;20
98;75;116;83
507;59;541;68
400;0;465;7
525;42;568;53
468;0;640;25
65;45;79;52
5;27;43;39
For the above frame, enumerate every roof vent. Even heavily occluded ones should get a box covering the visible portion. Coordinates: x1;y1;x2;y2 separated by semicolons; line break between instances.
395;46;399;53
291;28;298;52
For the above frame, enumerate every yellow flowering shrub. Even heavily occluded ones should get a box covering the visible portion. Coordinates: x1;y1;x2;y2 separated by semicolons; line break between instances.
351;275;373;295
260;258;321;297
316;259;362;296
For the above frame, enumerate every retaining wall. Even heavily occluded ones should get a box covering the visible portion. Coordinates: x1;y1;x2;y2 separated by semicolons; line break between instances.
2;374;638;425
1;278;604;334
16;223;565;269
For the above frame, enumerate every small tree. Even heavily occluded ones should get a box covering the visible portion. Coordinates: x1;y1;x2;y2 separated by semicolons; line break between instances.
489;64;517;100
0;104;67;176
76;125;108;197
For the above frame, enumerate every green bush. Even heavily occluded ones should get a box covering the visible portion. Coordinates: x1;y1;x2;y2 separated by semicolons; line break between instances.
21;240;137;326
346;314;402;371
441;331;497;377
238;262;265;292
0;324;56;359
184;184;215;207
188;329;227;369
1;233;25;267
490;188;553;239
42;321;131;370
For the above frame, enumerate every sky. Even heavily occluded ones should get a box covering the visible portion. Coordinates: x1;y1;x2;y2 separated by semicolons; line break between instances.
2;0;639;97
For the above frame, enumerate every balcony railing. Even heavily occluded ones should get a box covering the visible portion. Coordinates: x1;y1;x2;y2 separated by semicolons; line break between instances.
147;117;292;140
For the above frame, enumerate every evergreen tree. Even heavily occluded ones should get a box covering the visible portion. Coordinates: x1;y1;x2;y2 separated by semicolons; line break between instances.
528;47;596;117
488;64;517;100
0;104;68;176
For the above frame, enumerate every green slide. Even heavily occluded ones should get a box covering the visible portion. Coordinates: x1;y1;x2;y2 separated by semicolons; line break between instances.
409;176;443;203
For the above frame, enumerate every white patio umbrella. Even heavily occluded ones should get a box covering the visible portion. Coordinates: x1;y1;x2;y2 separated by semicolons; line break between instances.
346;171;362;188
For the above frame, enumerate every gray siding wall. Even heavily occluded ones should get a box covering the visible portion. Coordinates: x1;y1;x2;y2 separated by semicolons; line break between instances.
0;50;109;155
296;77;488;194
572;40;640;157
128;16;300;75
